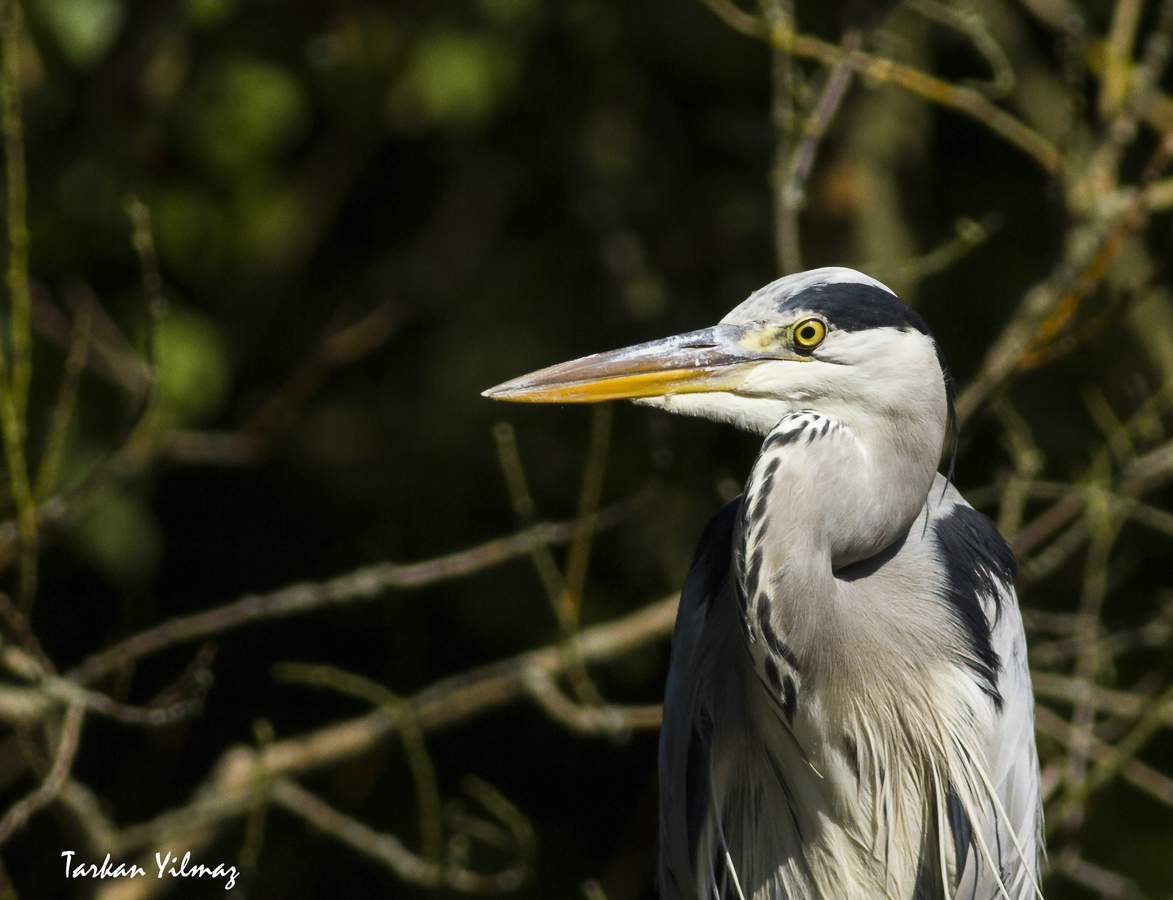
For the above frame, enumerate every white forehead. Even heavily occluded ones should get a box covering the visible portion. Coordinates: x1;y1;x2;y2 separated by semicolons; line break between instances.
720;267;897;325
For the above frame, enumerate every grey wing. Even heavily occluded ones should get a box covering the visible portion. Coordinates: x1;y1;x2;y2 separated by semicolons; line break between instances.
968;579;1043;899
934;487;1043;899
658;498;740;900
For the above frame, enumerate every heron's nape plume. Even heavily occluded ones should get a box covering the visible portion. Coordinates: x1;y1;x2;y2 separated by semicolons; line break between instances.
484;267;1043;900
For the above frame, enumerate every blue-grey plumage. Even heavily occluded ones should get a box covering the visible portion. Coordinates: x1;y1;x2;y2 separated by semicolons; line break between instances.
660;472;1040;899
483;267;1043;900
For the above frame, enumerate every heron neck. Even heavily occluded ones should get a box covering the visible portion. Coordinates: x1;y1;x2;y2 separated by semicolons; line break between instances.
735;407;943;666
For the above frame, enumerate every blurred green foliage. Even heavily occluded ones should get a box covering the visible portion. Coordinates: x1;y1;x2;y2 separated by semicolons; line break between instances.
154;306;230;424
392;32;516;128
36;0;121;67
72;479;162;583
186;58;309;173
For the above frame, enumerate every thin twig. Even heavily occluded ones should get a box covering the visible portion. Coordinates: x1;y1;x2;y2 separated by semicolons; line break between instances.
30;280;146;394
992;395;1044;541
0;0;30;428
0;639;213;728
870;214;1001;289
492;423;567;610
556;405;615;706
906;0;1014;97
0;0;35;614
492;421;603;705
271;663;444;866
1098;0;1146;122
698;0;760;36
522;667;662;736
270;776;532;892
34;298;93;501
0;701;84;843
563;404;612;624
1061;476;1121;834
0;590;51;673
0;855;19;900
1050;846;1143;899
776;29;861;273
761;0;800;276
237;718;274;889
0;673;209;728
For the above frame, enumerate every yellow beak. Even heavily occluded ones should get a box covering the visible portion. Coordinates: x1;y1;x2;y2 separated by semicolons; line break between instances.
482;324;793;403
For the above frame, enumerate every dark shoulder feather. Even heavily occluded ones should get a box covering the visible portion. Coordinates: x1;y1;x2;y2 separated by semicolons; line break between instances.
687;497;740;618
658;497;740;898
934;503;1017;710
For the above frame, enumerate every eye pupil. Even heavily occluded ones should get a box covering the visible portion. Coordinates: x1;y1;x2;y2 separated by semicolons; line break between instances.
801;327;814;340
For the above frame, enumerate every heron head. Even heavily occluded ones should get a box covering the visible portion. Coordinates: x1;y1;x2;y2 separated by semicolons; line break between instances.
483;267;954;448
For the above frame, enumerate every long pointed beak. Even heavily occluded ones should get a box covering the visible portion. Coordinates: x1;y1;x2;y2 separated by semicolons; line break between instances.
483;324;781;403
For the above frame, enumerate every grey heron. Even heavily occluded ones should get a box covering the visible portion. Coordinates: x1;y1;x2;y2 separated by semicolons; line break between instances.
484;267;1043;900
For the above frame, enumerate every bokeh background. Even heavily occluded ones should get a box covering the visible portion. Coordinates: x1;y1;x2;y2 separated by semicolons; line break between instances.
1;0;1172;897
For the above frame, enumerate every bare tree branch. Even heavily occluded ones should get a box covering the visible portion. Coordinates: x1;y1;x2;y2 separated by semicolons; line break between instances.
70;504;628;686
70;596;676;898
700;0;1065;173
0;701;84;843
269;777;533;893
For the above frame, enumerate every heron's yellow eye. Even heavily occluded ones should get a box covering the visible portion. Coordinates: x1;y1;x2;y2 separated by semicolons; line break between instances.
793;318;826;350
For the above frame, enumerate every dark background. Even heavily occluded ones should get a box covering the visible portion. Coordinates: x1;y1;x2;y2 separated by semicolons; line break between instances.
2;0;1172;897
